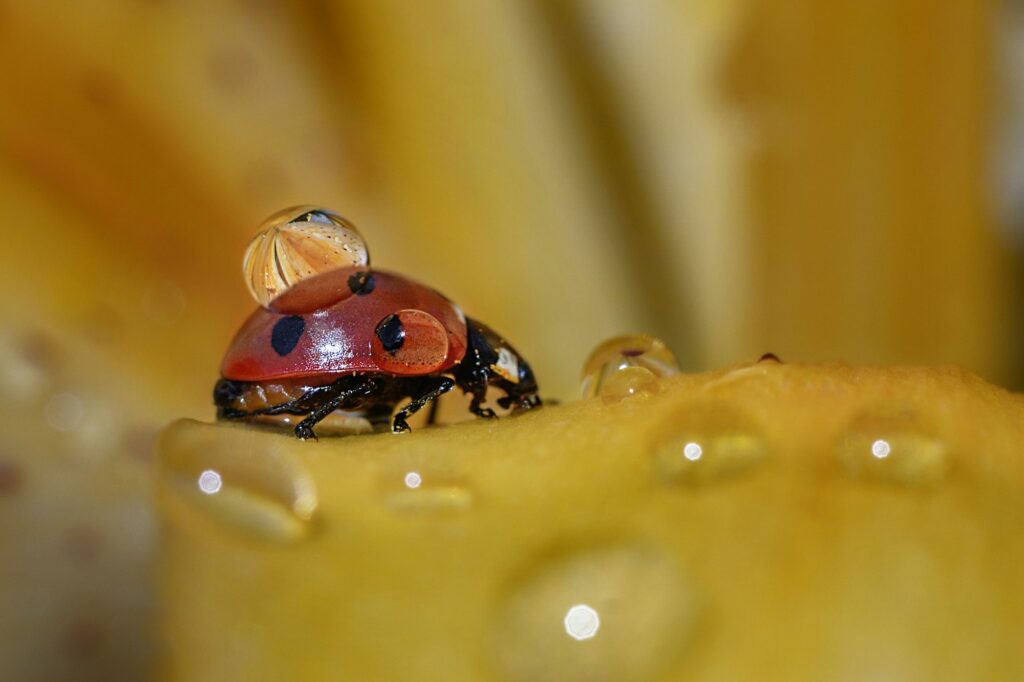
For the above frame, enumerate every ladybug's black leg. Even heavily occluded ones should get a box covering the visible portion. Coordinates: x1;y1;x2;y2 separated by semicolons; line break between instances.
425;393;442;426
392;377;455;433
294;377;379;440
293;398;344;441
467;386;497;420
255;385;340;417
496;392;542;411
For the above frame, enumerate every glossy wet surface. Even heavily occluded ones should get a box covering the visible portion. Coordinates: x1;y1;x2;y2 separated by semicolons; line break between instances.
157;361;1024;681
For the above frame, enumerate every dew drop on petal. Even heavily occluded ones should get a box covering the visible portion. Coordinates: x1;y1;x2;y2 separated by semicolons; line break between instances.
157;428;318;543
836;406;949;485
493;544;699;682
652;403;767;486
243;205;369;308
380;470;472;513
580;334;680;400
596;365;660;402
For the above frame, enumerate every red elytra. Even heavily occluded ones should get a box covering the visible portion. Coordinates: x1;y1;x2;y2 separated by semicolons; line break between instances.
221;267;468;382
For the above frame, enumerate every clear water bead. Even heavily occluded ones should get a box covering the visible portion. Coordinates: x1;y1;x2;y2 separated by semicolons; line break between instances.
243;206;369;308
652;403;767;486
378;470;473;513
493;543;698;682
158;429;318;543
580;334;681;400
836;406;949;485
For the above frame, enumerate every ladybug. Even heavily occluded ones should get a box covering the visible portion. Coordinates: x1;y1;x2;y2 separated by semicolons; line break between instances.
214;207;541;440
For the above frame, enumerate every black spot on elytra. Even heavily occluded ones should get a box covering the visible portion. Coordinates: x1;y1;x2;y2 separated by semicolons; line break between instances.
271;315;305;356
348;271;376;296
375;314;405;354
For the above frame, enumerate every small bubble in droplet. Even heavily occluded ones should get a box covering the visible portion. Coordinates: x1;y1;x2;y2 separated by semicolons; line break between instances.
157;432;318;543
44;392;84;432
758;352;783;363
493;543;698;682
381;470;472;513
652;403;766;486
580;334;680;401
836;407;949;485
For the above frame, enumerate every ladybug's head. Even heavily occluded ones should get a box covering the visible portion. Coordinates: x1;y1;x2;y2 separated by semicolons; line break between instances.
463;318;540;408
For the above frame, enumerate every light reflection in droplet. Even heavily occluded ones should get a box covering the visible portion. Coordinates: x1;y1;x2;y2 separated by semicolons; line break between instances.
404;471;422;489
683;442;702;461
871;439;891;459
563;604;600;641
198;469;223;495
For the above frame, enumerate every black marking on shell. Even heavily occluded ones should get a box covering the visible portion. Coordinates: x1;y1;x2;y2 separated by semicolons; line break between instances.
271;315;305;356
375;314;405;354
348;271;376;296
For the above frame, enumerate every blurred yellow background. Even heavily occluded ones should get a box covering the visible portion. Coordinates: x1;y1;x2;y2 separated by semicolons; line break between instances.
0;0;1020;679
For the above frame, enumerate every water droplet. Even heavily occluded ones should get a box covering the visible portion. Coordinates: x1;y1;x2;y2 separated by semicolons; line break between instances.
380;470;472;512
836;407;949;485
157;432;318;542
580;334;680;400
493;544;698;682
44;392;84;432
596;365;660;402
243;205;369;308
652;403;767;485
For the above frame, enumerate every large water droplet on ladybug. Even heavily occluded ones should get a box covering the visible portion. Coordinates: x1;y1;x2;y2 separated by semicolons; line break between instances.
243;206;369;308
156;421;318;542
580;334;680;400
835;406;949;486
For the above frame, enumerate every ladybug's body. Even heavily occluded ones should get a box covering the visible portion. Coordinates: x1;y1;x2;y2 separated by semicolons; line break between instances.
215;265;540;439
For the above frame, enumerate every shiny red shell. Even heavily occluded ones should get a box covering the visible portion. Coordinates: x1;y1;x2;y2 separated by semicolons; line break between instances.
221;268;468;382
